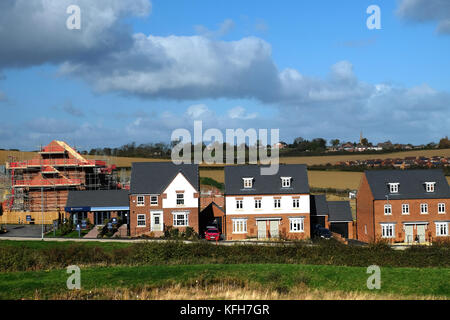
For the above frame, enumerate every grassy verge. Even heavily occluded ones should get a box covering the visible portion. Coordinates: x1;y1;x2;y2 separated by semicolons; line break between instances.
0;264;448;300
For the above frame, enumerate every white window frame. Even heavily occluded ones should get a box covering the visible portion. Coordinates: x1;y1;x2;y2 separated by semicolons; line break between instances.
438;203;446;214
384;204;392;215
243;178;253;189
274;198;281;209
236;200;243;210
137;214;146;227
420;203;428;214
389;183;399;193
137;195;145;207
255;199;262;209
176;193;185;206
173;212;189;227
289;218;304;233
381;224;395;238
150;195;158;206
293;198;300;209
232;219;247;234
402;204;409;215
425;182;435;193
281;177;291;188
436;222;448;237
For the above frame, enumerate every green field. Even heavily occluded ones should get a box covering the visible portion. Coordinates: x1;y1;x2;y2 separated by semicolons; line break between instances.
0;263;448;300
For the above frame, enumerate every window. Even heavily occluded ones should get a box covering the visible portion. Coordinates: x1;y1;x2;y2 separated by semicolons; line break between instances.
290;218;304;232
381;224;395;238
281;177;291;188
293;198;300;208
176;193;184;205
402;204;409;215
137;214;146;227
150;196;158;206
173;213;188;226
137;196;145;206
389;183;399;193
438;203;446;214
384;204;392;215
436;222;448;237
421;203;428;214
233;219;247;234
425;182;435;193
255;199;261;209
274;199;281;209
243;178;253;189
236;200;243;209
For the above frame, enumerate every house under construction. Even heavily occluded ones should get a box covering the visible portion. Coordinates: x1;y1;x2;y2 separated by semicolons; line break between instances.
5;140;119;214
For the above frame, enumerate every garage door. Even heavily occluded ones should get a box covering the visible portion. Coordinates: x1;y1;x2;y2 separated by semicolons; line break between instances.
330;222;349;238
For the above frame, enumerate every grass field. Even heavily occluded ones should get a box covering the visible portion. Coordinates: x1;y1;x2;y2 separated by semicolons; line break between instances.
0;263;448;300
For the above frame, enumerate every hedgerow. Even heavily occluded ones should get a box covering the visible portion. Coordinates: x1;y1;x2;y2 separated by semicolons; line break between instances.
0;239;448;272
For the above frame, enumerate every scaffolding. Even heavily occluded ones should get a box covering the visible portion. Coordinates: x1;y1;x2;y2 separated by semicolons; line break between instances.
5;140;122;213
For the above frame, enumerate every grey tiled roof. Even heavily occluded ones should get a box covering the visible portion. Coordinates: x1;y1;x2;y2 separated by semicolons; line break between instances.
327;201;353;222
66;190;129;208
224;164;309;195
365;169;450;200
130;162;199;194
310;195;329;216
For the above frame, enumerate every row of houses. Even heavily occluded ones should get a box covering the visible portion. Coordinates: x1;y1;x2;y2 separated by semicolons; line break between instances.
336;156;450;169
63;162;450;243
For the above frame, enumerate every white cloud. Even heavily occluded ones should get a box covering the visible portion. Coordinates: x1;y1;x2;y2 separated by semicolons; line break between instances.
227;106;258;120
397;0;450;34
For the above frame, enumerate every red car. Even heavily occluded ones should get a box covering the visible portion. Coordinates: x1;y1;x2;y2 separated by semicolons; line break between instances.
204;227;221;241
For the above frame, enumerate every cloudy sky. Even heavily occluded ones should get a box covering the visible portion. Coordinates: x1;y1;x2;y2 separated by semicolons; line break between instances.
0;0;449;150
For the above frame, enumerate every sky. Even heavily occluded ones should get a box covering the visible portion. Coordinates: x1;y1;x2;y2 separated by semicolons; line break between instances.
0;0;449;151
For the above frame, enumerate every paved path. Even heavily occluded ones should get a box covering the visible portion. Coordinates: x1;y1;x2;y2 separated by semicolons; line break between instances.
0;224;46;238
84;227;99;239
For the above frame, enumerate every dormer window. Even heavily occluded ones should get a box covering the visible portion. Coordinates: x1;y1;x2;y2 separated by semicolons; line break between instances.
243;178;253;189
388;183;399;193
425;182;436;193
281;177;291;188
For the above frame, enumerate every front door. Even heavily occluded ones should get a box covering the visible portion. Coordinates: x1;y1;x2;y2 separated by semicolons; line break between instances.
416;225;426;243
257;221;266;239
405;225;413;243
151;211;163;232
269;220;279;239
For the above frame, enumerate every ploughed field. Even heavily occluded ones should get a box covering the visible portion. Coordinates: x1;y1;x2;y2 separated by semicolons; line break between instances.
0;240;449;300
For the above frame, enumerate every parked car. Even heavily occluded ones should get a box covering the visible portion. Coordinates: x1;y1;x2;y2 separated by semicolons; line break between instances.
313;224;331;239
204;227;221;241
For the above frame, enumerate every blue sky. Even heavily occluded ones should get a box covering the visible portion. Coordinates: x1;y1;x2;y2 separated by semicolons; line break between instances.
0;0;449;150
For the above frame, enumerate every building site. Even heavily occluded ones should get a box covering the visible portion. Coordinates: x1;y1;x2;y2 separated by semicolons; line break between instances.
0;140;123;225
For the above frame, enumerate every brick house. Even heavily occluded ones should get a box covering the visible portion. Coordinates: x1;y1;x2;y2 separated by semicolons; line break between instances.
224;164;311;240
356;170;450;244
129;162;199;237
310;195;354;239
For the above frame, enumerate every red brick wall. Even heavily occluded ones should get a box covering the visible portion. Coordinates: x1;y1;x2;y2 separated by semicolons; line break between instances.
373;198;450;243
356;174;375;242
129;194;199;237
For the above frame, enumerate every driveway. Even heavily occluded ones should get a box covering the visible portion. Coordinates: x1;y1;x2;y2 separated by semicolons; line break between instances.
0;224;47;238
